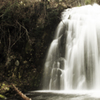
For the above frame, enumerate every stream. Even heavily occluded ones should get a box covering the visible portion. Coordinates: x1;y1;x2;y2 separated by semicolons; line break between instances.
26;90;100;100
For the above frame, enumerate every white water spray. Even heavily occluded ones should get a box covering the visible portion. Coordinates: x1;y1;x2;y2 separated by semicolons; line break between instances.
43;4;100;90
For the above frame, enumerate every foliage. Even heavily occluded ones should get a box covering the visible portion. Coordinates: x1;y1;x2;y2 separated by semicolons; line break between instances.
0;0;66;97
85;0;95;4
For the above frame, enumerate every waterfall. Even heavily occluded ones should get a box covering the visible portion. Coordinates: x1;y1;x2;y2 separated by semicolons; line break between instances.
43;4;100;90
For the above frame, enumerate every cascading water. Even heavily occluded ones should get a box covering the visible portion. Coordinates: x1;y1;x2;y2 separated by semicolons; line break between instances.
43;4;100;91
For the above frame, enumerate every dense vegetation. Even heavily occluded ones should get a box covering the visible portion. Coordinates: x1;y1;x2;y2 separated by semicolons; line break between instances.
0;0;100;99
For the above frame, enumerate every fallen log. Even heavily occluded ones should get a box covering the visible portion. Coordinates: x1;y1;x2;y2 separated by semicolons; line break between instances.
12;84;31;100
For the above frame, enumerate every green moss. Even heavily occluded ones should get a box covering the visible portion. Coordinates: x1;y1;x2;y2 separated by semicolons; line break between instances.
0;94;6;99
85;0;95;4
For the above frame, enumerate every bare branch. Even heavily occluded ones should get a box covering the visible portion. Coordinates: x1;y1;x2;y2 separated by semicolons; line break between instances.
0;14;4;18
16;20;30;42
12;84;31;100
11;20;31;48
11;35;21;48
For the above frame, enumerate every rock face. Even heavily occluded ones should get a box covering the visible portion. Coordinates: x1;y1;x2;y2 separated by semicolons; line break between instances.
0;0;66;93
